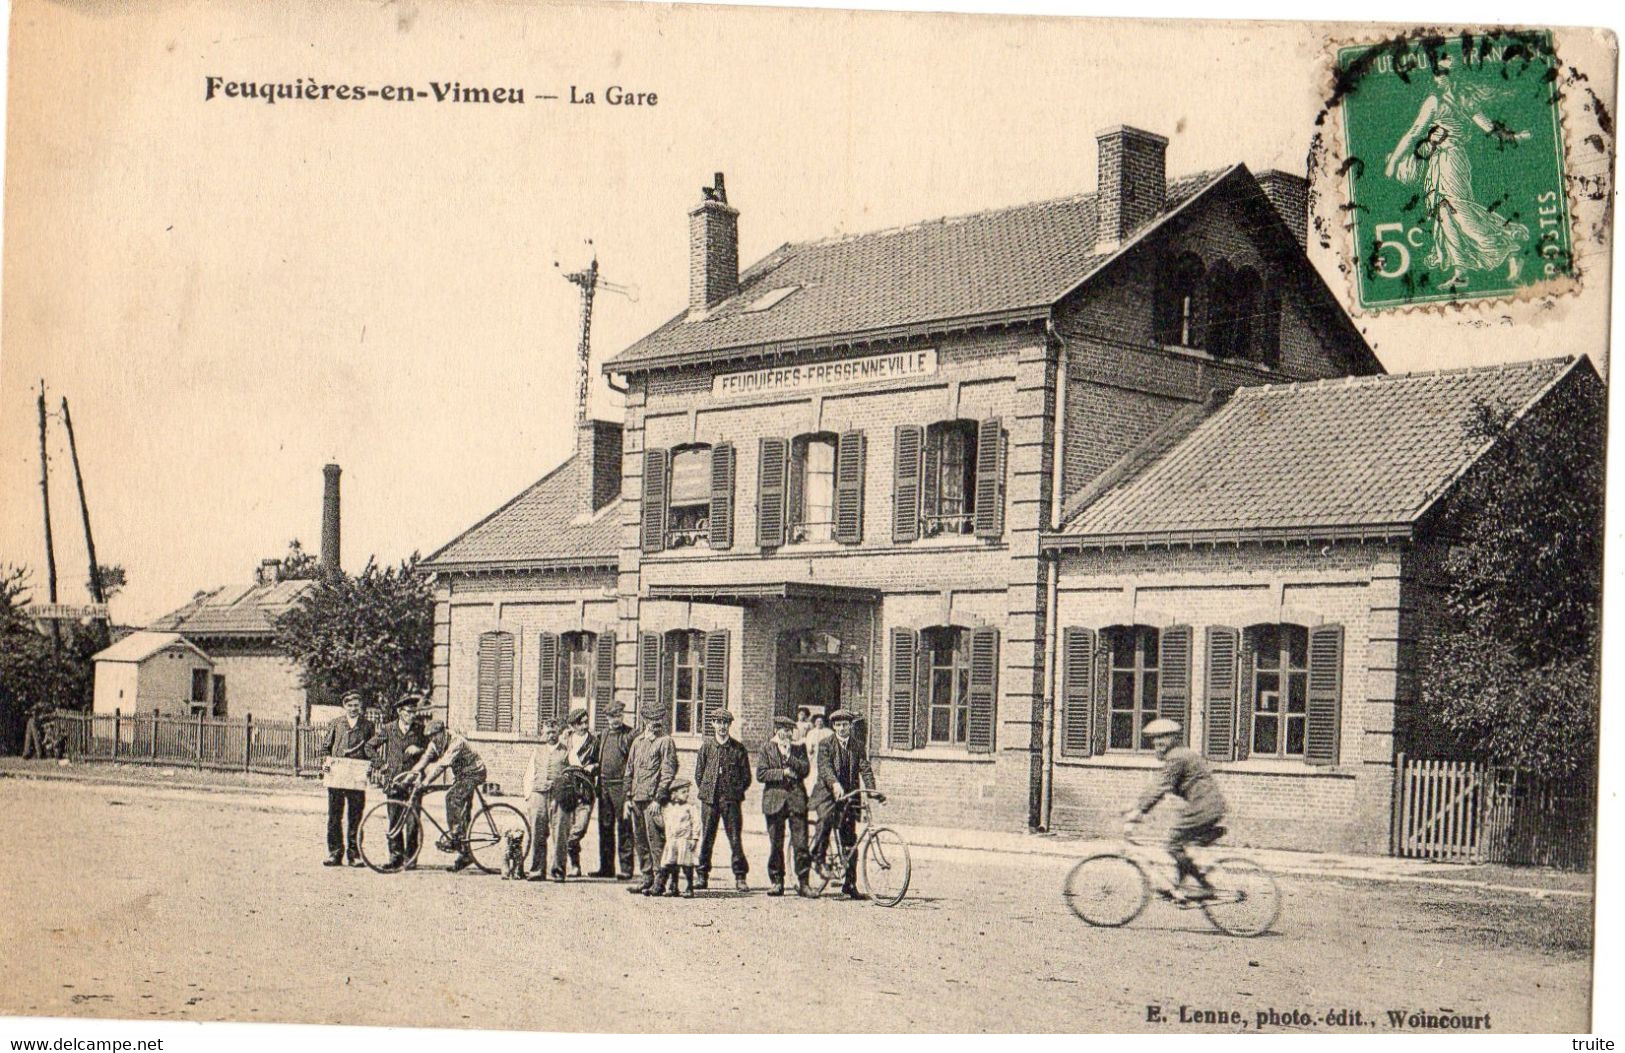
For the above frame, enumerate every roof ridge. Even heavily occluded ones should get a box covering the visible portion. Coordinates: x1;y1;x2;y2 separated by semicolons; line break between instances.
791;166;1233;251
1234;354;1575;398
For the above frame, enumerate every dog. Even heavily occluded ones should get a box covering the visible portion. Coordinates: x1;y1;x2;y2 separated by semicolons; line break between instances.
501;830;526;880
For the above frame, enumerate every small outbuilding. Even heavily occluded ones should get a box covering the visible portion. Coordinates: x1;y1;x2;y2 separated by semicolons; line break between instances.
92;631;216;716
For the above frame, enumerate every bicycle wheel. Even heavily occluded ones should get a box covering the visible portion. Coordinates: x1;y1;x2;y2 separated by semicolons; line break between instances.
1063;854;1150;927
466;803;530;874
859;828;912;906
358;799;423;873
814;830;846;892
1199;857;1281;937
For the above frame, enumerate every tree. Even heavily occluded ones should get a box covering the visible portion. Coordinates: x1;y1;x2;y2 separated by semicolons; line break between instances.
278;539;321;581
0;563;97;753
90;564;127;602
1420;375;1603;781
274;554;435;713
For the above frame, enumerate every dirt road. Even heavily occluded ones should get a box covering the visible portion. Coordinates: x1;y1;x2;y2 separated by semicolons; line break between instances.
0;778;1591;1032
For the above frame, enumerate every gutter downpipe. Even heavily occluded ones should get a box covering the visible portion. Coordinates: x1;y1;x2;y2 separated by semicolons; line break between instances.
1038;318;1068;832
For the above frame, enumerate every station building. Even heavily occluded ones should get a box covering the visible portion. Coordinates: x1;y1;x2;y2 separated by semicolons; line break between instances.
422;125;1599;854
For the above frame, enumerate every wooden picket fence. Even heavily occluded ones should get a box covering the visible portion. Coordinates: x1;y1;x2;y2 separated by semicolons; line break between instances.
1391;753;1594;870
50;709;328;778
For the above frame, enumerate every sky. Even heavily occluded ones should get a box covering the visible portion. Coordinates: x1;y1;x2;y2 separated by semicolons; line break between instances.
0;2;1614;625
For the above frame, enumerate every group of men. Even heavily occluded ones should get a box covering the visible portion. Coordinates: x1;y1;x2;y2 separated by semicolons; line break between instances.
320;690;883;899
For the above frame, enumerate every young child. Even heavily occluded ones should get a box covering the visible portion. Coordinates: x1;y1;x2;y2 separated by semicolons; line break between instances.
660;778;701;898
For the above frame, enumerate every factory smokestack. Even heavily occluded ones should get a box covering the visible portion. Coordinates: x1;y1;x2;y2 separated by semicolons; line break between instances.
321;464;341;576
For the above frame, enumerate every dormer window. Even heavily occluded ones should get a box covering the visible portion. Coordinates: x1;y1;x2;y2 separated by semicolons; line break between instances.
740;285;801;313
1155;252;1207;349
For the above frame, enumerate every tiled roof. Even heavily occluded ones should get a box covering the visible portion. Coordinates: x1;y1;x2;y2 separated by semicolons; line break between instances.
607;168;1235;369
150;579;315;639
1055;356;1579;542
92;630;208;664
422;452;621;570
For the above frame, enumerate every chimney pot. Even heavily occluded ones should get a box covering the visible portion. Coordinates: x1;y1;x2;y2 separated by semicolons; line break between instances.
1095;125;1168;251
321;464;341;575
688;172;739;315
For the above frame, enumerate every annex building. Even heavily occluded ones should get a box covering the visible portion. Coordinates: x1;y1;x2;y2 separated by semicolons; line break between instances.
422;125;1600;854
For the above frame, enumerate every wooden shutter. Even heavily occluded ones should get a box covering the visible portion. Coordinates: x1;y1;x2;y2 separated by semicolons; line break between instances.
476;631;500;732
888;628;918;750
1235;639;1255;761
537;632;561;731
920;433;940;533
708;443;735;549
1090;637;1110;756
495;632;515;732
757;436;788;548
1203;626;1239;762
974;418;1005;539
1306;624;1345;766
592;631;616;731
834;430;866;544
1060;627;1096;758
637;632;662;723
640;448;669;554
892;425;923;542
967;627;999;754
701;630;729;733
1157;625;1192;746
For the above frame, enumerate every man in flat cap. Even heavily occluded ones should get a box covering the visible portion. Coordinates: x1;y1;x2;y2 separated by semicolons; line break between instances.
810;709;880;900
624;715;677;894
758;715;814;897
591;700;637;879
405;716;489;873
367;695;428;870
321;690;374;867
693;708;753;891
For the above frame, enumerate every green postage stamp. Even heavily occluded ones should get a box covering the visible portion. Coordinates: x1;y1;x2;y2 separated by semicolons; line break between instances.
1336;31;1572;311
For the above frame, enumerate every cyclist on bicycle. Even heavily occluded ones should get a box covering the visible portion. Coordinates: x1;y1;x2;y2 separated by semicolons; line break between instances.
402;718;489;873
1124;718;1226;902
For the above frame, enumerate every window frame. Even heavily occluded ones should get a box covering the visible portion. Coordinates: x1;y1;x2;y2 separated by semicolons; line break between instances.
665;629;706;735
788;432;839;544
1246;623;1309;759
665;444;713;549
1103;625;1161;753
922;626;972;746
922;420;979;538
561;630;597;716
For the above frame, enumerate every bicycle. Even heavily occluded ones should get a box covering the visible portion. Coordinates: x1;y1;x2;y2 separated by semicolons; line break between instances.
357;774;529;875
1062;827;1281;937
812;788;912;906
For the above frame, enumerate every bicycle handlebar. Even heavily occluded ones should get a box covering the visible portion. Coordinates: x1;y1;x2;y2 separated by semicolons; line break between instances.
835;788;887;804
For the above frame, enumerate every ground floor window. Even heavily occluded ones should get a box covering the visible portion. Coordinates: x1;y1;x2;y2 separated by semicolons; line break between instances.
667;629;706;735
1105;625;1159;751
1247;623;1308;758
563;631;595;715
923;626;971;744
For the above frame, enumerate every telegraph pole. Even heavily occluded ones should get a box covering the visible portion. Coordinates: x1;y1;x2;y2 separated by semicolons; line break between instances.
37;381;61;707
61;398;105;606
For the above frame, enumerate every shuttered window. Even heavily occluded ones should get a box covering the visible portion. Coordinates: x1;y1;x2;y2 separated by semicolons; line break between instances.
701;630;730;734
1103;625;1159;752
787;433;837;543
892;425;923;542
640;448;669;554
637;632;662;724
922;421;976;537
666;629;706;735
1156;625;1193;746
967;626;999;754
709;442;735;550
758;436;789;548
592;631;616;731
476;630;515;733
536;631;561;731
1059;627;1096;758
1305;624;1345;765
888;627;918;750
922;626;971;745
973;417;1005;540
563;631;595;723
667;445;712;548
833;430;866;544
1245;624;1310;759
1203;626;1240;762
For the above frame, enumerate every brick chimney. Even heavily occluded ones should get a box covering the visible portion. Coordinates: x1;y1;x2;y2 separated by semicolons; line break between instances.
1256;169;1309;249
688;172;738;316
577;420;624;512
1095;126;1168;252
321;464;341;575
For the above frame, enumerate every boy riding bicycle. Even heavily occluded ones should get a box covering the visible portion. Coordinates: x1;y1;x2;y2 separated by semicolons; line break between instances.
1123;718;1227;903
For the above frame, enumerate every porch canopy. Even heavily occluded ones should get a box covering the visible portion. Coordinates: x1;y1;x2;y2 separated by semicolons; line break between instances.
643;581;880;606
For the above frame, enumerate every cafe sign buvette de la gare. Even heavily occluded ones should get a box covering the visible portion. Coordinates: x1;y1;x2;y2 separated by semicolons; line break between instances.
712;349;938;399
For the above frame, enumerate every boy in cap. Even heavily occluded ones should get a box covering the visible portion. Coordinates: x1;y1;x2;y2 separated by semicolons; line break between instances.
1124;718;1227;902
659;778;701;897
405;716;489;872
591;701;637;879
561;707;599;876
693;708;752;891
758;715;813;896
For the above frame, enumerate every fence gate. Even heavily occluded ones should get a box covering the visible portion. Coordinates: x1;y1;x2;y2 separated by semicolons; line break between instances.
1392;752;1594;869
